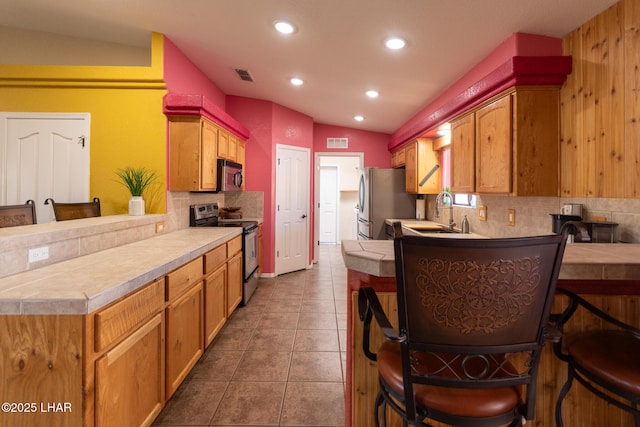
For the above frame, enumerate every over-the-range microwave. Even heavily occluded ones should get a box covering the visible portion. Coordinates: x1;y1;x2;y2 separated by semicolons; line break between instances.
217;159;243;192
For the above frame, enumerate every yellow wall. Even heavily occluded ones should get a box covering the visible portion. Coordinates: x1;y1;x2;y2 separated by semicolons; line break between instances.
0;33;167;215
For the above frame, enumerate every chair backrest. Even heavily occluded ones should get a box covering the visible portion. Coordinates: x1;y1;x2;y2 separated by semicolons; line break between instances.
392;222;568;419
44;197;101;221
0;200;37;228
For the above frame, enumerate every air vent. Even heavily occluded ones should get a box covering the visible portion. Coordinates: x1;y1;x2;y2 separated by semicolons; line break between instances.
327;138;348;149
235;68;254;82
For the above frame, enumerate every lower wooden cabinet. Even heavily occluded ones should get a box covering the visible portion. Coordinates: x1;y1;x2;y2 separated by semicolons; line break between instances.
227;251;243;314
204;264;227;347
165;282;204;399
95;313;165;427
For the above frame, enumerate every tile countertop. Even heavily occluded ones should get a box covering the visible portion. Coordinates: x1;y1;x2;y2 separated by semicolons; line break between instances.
341;239;640;282
0;227;242;315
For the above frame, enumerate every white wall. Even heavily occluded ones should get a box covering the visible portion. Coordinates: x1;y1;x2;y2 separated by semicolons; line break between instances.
318;155;361;242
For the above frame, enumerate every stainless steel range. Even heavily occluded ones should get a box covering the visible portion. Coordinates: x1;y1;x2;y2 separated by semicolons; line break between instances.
190;203;259;304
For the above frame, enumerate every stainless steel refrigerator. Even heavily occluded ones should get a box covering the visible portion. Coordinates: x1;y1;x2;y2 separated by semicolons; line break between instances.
357;168;416;239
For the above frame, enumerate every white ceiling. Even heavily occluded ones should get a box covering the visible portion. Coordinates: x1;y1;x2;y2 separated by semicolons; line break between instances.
0;0;619;134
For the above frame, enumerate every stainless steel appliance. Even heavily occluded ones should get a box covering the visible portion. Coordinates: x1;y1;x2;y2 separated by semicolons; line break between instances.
357;168;416;240
217;159;243;192
190;203;259;304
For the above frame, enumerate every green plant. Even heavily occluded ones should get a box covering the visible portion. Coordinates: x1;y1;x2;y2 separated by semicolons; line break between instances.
115;166;157;197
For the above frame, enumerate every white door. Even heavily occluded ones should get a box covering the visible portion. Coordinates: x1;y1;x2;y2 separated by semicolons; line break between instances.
319;165;338;244
275;145;310;275
0;113;90;223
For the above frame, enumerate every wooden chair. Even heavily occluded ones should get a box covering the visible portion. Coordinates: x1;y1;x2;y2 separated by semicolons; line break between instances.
0;200;37;228
358;222;568;427
44;197;101;221
553;288;640;426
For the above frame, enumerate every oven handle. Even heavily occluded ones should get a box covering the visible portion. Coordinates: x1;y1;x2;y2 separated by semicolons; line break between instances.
244;224;258;234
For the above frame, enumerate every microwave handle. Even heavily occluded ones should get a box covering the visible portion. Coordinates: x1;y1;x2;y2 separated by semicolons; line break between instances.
233;170;243;188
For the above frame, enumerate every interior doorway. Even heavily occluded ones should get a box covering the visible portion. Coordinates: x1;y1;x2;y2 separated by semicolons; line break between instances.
319;165;339;244
313;153;363;262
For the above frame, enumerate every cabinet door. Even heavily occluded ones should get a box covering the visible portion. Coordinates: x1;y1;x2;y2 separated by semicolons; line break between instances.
165;282;204;399
204;264;227;347
228;135;238;162
217;128;230;159
404;142;418;193
95;313;164;427
201;119;218;190
391;147;405;168
227;251;243;314
475;95;512;193
450;112;476;193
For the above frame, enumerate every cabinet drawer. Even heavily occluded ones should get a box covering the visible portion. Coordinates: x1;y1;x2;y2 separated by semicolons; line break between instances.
166;257;204;301
227;235;242;257
204;244;227;274
94;279;164;352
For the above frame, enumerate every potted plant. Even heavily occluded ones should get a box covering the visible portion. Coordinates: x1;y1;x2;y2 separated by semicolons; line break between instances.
115;166;157;215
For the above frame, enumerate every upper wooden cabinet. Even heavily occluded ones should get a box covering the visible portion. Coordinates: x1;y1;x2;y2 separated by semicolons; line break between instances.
168;116;247;192
450;111;475;193
168;116;218;191
476;95;513;193
450;87;560;196
391;146;406;168
405;138;441;194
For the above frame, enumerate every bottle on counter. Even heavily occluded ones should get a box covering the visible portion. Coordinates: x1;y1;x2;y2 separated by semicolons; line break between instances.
461;215;470;233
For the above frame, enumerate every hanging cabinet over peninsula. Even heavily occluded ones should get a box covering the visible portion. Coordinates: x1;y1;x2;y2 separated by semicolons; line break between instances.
450;86;560;196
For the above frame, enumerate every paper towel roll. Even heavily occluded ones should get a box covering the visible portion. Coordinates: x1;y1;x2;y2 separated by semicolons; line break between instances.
415;197;426;220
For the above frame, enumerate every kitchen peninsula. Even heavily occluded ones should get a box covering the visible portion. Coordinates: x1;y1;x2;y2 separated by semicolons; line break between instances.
0;227;243;427
343;238;640;427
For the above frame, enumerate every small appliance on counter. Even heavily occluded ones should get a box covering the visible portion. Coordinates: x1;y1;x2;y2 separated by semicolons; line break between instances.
550;213;583;243
581;221;619;243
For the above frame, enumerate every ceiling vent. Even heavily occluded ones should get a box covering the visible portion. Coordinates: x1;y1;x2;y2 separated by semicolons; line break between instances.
235;68;254;82
327;138;348;149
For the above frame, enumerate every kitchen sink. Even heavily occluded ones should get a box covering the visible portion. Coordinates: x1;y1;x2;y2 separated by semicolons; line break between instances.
416;228;460;234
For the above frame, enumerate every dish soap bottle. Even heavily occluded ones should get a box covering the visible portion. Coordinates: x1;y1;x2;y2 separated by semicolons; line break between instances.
461;215;470;234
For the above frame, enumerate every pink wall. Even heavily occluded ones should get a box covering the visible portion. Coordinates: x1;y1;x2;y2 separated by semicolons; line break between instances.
391;32;564;148
226;96;315;273
163;37;227;108
313;124;391;168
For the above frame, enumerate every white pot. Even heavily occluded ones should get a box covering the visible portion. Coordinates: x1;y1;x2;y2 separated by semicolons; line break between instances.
128;196;145;216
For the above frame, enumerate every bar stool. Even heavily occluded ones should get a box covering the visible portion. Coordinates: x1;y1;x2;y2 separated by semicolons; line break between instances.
44;197;101;221
553;288;640;426
358;222;569;427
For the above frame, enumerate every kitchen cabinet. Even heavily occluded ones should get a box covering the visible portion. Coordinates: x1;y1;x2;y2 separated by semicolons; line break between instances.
95;313;164;427
165;258;204;399
450;111;475;193
168;116;218;191
227;235;243;314
450;87;560;196
203;244;227;347
476;95;512;193
390;146;406;168
405;138;441;194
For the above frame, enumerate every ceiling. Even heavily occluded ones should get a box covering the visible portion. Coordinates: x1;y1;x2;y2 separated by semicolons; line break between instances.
0;0;619;134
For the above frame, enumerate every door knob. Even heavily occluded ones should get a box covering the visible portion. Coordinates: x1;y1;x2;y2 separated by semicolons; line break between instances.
301;214;307;219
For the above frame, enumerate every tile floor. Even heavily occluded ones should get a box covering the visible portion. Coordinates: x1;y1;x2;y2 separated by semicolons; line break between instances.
153;244;348;427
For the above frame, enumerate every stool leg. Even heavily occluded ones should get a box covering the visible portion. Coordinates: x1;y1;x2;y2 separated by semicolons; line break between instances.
556;365;576;427
374;390;383;427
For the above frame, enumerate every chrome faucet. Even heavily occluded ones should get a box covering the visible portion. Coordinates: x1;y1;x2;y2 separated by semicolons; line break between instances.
435;190;456;230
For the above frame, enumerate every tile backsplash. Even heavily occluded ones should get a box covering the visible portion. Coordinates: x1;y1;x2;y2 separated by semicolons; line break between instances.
428;196;640;243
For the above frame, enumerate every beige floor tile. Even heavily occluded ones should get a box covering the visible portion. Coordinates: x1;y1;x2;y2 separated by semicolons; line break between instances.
189;350;243;381
232;351;292;381
294;329;339;352
297;311;337;329
154;379;227;425
210;382;285;425
288;351;343;382
280;382;345;426
248;328;296;351
259;311;300;329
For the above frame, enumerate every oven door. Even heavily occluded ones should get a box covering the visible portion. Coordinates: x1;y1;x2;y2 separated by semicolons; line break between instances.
243;226;259;279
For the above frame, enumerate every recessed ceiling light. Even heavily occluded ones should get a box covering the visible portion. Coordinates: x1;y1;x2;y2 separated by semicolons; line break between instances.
354;115;365;122
290;77;304;86
274;21;296;34
385;37;406;50
366;90;379;98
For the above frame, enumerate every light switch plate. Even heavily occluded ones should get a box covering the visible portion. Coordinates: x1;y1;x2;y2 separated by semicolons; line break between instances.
155;222;166;233
478;206;487;221
507;209;516;226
